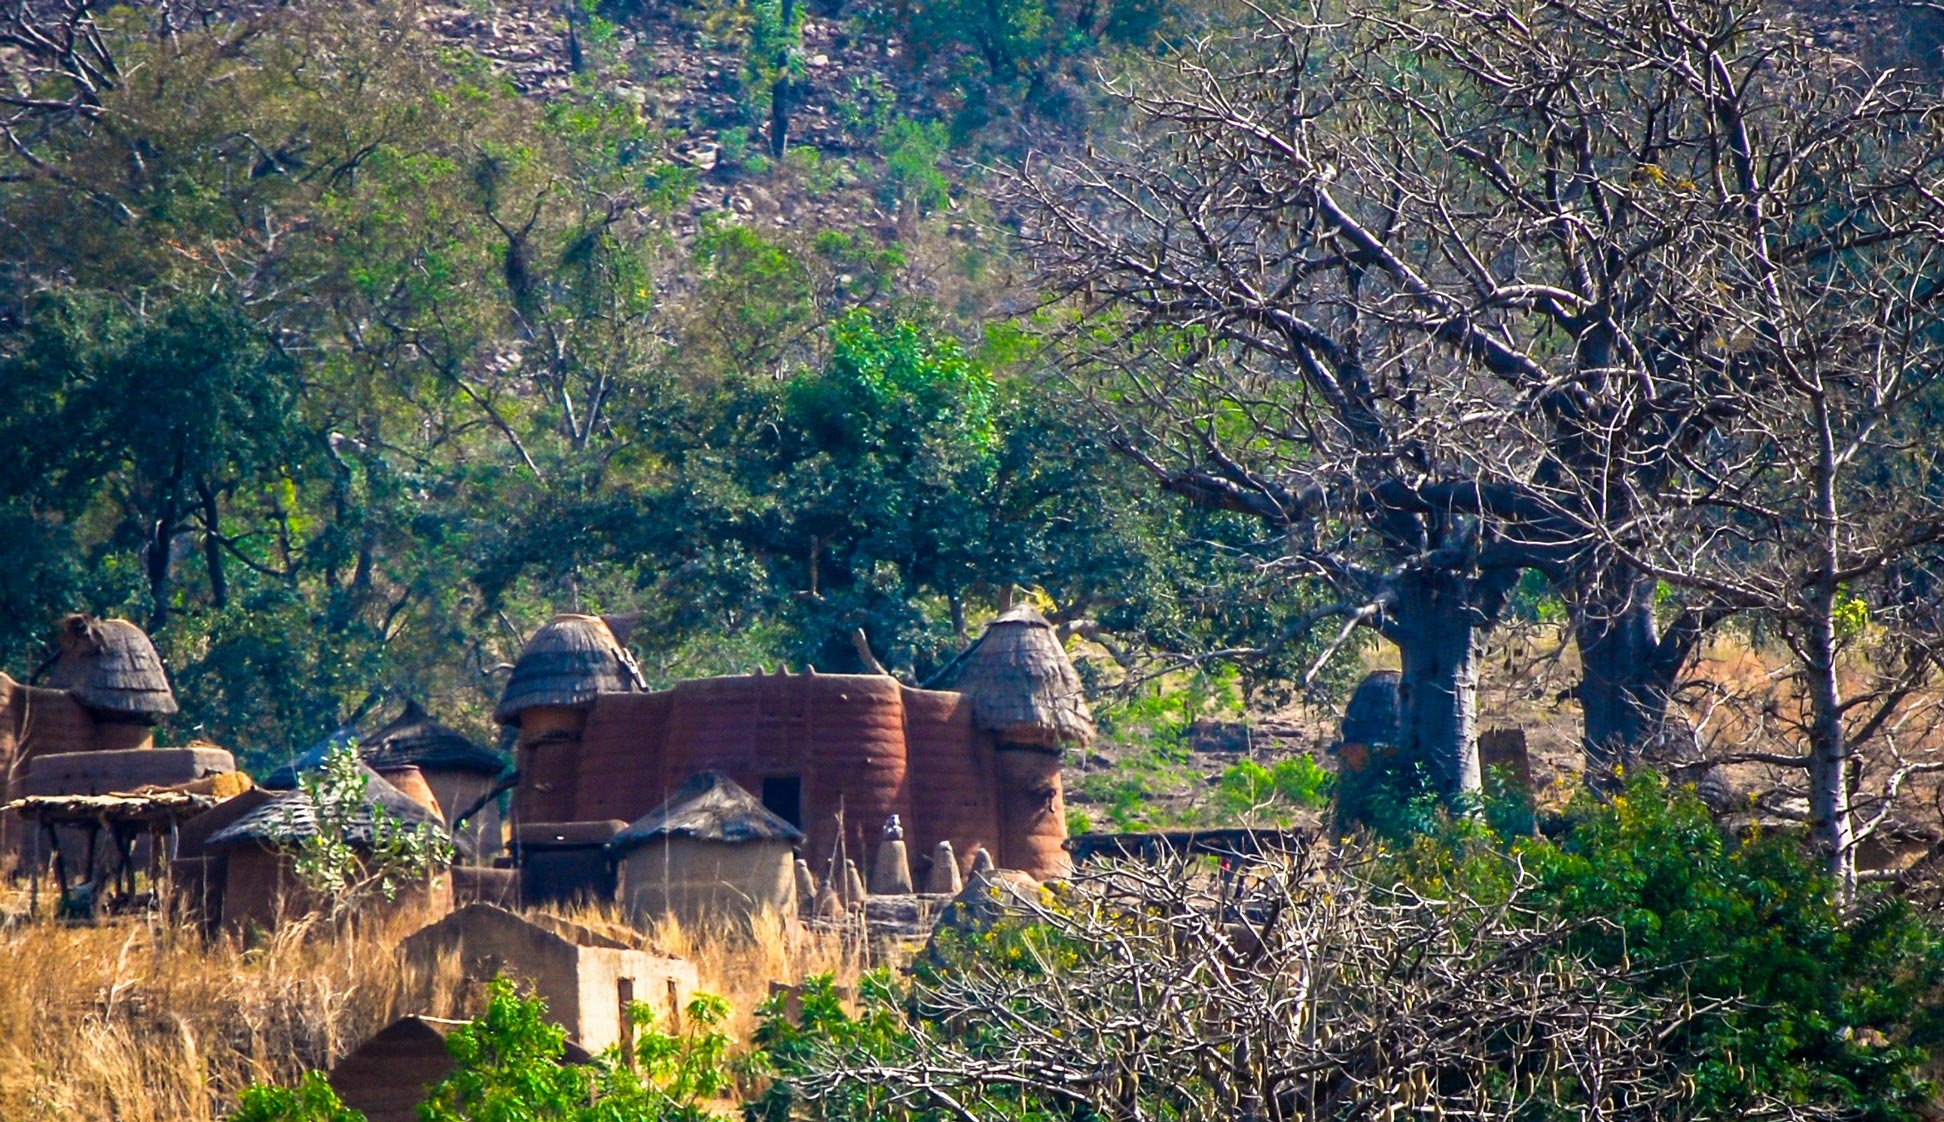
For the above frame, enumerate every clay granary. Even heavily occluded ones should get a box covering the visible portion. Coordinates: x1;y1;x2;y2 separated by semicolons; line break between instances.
0;615;241;872
500;607;1093;885
202;763;457;928
0;615;188;798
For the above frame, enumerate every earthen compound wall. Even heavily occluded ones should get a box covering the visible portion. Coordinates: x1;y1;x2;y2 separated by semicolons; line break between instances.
512;673;1066;880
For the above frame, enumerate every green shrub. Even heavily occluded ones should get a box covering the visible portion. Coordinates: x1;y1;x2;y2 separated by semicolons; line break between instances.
227;1073;364;1122
232;979;738;1122
876;119;950;215
1215;756;1332;817
1385;772;1944;1121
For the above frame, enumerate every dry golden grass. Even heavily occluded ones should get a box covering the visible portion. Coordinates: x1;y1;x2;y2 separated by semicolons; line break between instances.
0;884;868;1122
548;900;873;1040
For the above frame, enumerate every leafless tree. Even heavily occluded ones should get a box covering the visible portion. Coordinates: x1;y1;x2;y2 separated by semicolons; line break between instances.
1004;0;1944;802
785;854;1740;1121
1364;0;1944;896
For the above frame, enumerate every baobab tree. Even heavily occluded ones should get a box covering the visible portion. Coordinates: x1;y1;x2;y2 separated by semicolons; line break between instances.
1008;0;1944;803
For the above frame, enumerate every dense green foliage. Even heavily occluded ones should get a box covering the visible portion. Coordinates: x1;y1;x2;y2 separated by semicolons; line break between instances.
228;1073;367;1122
281;743;455;911
0;0;1323;770
1389;773;1944;1119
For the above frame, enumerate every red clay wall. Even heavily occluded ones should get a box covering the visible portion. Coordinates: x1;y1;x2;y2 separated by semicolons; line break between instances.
0;675;108;857
521;673;1069;884
659;673;913;874
564;674;916;875
220;845;451;930
995;747;1072;881
902;687;999;879
573;691;672;823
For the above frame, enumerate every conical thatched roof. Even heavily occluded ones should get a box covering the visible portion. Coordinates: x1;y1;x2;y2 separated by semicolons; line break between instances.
493;614;644;726
205;763;459;854
611;770;803;853
46;615;177;720
364;701;506;776
949;605;1094;750
1340;670;1402;747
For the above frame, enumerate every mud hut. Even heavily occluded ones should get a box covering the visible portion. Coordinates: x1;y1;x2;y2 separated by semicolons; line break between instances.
947;606;1092;878
45;615;176;748
203;765;455;928
363;701;507;852
610;770;801;930
399;903;697;1052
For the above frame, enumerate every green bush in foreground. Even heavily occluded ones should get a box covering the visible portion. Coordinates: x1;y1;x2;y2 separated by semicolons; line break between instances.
1387;771;1944;1121
231;979;736;1122
233;775;1944;1122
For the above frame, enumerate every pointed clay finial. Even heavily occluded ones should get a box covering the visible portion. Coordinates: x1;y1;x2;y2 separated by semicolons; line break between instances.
870;828;914;895
925;840;962;895
843;858;867;905
814;882;846;919
969;847;996;878
795;859;818;914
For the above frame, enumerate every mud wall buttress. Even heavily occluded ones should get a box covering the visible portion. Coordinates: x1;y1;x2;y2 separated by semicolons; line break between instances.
995;747;1071;881
901;686;1000;879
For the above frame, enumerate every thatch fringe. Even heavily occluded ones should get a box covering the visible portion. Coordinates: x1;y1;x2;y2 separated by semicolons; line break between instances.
493;614;644;726
611;770;803;852
47;615;177;720
948;605;1094;750
205;764;456;853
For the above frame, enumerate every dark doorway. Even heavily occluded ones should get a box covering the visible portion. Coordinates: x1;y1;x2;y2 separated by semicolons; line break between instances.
761;776;803;830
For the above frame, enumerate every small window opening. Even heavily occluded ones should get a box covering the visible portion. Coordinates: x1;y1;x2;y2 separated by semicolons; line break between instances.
762;776;803;830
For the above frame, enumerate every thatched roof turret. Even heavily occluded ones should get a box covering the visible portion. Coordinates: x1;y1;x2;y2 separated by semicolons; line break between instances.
493;614;644;726
365;701;506;776
949;605;1094;750
1340;670;1402;747
205;764;458;854
610;770;803;852
46;615;177;721
262;703;504;789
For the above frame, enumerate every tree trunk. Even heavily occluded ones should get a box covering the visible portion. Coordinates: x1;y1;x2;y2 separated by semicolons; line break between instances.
769;0;795;158
197;477;228;610
1571;566;1680;778
1390;571;1483;801
146;450;187;632
1804;614;1855;901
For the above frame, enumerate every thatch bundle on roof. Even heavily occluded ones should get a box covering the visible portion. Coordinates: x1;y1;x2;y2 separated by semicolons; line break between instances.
205;764;456;853
46;615;177;721
494;614;644;726
611;770;803;852
949;605;1094;750
1340;670;1402;747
